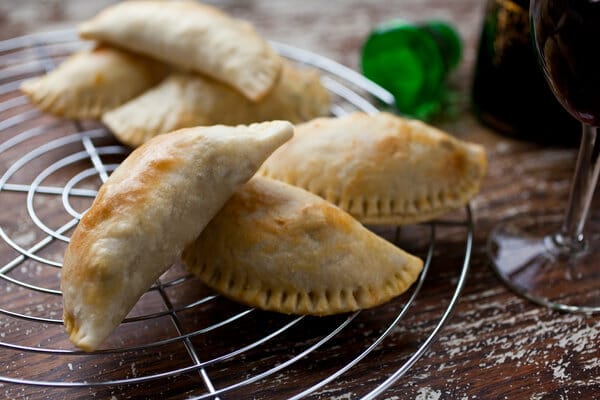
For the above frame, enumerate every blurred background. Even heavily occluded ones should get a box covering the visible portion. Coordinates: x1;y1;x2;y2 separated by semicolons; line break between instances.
0;0;485;116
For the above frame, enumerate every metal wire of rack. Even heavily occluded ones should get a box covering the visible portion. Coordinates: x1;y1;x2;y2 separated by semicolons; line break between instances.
0;30;473;399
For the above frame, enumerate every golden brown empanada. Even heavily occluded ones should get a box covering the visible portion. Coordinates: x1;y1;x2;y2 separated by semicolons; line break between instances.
182;176;423;315
259;112;487;225
61;121;293;351
20;46;167;119
103;62;330;147
78;1;281;101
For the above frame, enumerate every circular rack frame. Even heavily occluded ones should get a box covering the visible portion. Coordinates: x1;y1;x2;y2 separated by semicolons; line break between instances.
0;30;473;399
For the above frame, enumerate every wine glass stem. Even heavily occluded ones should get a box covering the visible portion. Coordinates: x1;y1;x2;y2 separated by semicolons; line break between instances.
555;124;600;253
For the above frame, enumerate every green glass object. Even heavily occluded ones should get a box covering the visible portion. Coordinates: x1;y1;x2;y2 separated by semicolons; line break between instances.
361;19;462;119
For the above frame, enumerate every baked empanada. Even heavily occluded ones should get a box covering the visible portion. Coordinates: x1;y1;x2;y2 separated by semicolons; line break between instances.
182;176;423;315
20;46;167;119
78;1;281;101
61;121;294;351
103;63;330;147
259;112;487;225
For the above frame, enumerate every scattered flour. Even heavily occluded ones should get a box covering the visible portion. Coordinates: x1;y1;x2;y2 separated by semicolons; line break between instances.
415;387;441;400
551;360;570;380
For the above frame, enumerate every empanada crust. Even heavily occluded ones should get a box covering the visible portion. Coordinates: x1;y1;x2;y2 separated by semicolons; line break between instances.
20;46;167;119
61;121;293;351
259;112;487;224
103;62;330;148
182;177;423;315
78;0;281;101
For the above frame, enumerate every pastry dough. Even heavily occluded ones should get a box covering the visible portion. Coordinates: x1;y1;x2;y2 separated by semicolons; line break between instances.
182;176;423;315
20;46;167;119
103;62;330;147
61;121;294;351
259;112;487;225
78;0;281;101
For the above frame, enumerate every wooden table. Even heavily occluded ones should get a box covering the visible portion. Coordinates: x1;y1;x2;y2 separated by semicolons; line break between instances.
0;1;598;399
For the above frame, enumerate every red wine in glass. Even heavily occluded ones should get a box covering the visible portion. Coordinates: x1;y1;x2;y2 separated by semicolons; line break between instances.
488;0;600;313
533;0;600;125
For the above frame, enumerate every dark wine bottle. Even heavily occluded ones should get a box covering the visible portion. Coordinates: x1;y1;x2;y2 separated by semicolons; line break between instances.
472;0;579;145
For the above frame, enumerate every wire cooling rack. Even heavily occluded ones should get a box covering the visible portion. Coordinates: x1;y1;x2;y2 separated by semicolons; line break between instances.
0;30;473;399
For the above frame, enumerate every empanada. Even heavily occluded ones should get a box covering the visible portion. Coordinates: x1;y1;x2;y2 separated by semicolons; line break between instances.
20;46;167;119
259;112;487;225
103;63;330;147
78;1;281;101
182;176;423;315
61;121;294;351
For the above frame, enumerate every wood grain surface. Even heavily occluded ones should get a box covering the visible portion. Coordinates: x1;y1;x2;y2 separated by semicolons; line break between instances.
0;1;598;399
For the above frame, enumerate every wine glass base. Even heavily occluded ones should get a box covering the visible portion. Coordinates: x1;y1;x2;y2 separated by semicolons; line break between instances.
488;213;600;313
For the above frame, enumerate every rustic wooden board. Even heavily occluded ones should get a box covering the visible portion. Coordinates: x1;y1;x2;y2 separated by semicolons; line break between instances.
0;1;598;399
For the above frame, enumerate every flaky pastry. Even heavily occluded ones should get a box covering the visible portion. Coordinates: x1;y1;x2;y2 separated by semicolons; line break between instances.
259;112;487;224
61;121;293;351
20;46;167;119
182;176;423;315
78;0;281;101
103;62;330;147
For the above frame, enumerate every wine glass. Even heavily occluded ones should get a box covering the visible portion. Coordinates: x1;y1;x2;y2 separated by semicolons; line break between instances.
488;0;600;313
